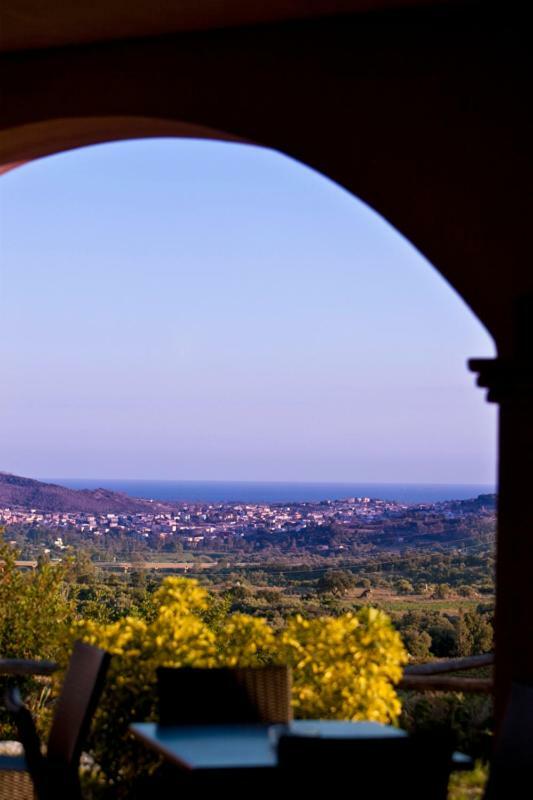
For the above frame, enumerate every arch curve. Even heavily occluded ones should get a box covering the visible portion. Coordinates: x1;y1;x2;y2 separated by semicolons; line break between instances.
2;8;532;353
0;116;248;176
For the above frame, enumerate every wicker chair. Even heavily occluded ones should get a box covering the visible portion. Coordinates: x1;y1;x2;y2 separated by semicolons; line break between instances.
0;659;58;800
277;731;453;800
0;641;111;800
157;665;292;724
0;763;35;800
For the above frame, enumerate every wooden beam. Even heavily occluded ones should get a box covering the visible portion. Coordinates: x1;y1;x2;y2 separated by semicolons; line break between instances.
399;676;493;693
404;654;494;675
0;659;58;676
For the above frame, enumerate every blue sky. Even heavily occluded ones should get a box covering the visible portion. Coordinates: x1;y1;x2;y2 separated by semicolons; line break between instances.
0;139;496;483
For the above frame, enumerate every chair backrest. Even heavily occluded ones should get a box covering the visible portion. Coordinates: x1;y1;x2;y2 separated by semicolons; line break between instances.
484;682;533;799
157;665;292;725
46;641;111;770
234;665;292;723
277;732;453;800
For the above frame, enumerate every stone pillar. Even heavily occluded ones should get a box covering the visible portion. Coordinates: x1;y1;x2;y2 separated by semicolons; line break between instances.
470;351;533;724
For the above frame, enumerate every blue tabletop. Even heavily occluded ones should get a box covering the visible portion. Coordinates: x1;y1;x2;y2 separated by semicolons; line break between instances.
129;720;406;771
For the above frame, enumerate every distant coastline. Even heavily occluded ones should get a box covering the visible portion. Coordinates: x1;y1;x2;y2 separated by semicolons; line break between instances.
46;479;496;505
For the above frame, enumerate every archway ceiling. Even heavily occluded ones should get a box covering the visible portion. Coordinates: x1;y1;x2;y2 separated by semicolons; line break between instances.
1;0;465;53
1;1;531;353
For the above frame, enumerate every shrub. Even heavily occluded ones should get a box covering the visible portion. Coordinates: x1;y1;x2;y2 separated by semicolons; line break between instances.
401;626;432;660
0;536;74;661
278;608;406;722
456;611;493;657
317;569;356;596
395;579;415;595
428;621;458;657
401;692;493;761
448;761;488;800
0;535;75;739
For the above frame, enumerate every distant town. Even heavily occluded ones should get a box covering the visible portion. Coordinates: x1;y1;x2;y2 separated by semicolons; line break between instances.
1;491;496;564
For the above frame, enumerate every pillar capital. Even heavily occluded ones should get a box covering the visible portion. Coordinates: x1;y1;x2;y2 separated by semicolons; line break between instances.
469;357;533;404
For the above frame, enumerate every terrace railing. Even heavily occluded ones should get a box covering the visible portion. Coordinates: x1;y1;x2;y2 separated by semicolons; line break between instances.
399;653;494;693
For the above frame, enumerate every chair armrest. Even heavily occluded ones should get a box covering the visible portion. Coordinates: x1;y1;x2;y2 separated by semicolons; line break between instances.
0;659;58;677
4;686;45;780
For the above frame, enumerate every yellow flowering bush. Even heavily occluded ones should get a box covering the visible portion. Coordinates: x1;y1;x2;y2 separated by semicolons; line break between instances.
70;577;406;794
278;608;406;723
217;614;275;667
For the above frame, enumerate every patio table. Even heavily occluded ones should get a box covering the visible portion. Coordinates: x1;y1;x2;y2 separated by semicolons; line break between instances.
129;720;472;772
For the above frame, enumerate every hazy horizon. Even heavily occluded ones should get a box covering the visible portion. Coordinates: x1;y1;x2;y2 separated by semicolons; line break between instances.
0;139;496;484
41;476;497;505
42;476;496;487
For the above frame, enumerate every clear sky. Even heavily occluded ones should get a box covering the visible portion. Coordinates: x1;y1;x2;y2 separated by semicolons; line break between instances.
0;139;496;484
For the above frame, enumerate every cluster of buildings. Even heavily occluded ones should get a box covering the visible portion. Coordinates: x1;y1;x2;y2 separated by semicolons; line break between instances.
0;495;495;551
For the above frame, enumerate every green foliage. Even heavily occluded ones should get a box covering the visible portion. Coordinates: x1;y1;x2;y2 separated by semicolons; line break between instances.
395;579;415;595
65;549;98;584
317;569;355;596
401;626;432;659
456;611;493;657
0;535;74;660
457;585;476;598
433;583;451;600
70;577;406;794
401;692;493;760
0;533;75;737
0;526;493;796
76;583;150;623
395;608;493;659
428;620;458;657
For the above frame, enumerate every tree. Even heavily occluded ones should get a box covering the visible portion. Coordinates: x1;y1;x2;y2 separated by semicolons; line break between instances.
0;532;74;661
0;532;75;739
457;585;476;598
395;579;414;595
456;611;493;657
428;620;458;657
402;627;432;660
65;548;97;584
317;569;355;597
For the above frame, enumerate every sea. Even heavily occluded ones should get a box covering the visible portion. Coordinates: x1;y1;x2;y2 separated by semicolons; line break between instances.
47;479;496;505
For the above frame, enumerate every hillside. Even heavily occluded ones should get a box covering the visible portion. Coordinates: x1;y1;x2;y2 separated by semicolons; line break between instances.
0;472;175;514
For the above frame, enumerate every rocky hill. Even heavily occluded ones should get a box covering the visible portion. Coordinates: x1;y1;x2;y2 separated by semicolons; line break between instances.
0;472;175;514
